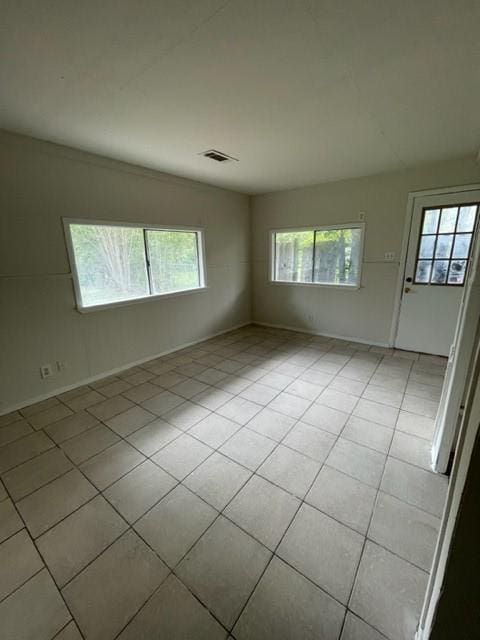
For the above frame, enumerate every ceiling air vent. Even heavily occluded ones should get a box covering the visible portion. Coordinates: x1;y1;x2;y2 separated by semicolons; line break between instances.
200;149;238;163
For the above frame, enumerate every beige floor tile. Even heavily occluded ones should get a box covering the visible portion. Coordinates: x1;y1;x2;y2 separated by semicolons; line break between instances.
28;404;73;429
389;431;432;470
342;415;393;454
306;465;376;534
54;621;83;640
0;529;44;601
105;405;155;437
225;475;299;550
396;411;436;440
326;438;386;488
0;419;33;446
301;403;349;435
234;557;345;640
189;413;241;448
317;388;359;413
63;530;168;640
87;395;134;421
2;448;73;501
0;410;23;427
162;401;211;430
17;469;97;538
184;452;251;510
350;541;428;640
37;495;127;586
44;410;99;444
278;503;363;604
64;390;106;412
362;384;404;408
268;392;312;419
20;397;60;418
169;378;208;399
135;485;217;567
246;407;295;442
193;387;234;411
220;428;276;471
0;431;54;474
216;396;263;425
126;418;182;456
240;382;280;406
152;433;213;480
117;574;226;639
97;379;131;398
368;491;440;571
177;516;271;628
258;445;320;498
60;424;120;465
282;422;336;463
0;498;23;542
353;398;399;428
80;441;145;490
0;569;71;640
104;459;176;523
381;458;448;518
401;394;439;419
341;612;388;640
122;382;159;403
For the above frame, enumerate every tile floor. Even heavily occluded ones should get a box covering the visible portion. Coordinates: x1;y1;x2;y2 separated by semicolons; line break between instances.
0;325;449;640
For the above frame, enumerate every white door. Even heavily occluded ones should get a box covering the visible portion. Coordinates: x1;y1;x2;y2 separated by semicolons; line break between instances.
395;191;480;356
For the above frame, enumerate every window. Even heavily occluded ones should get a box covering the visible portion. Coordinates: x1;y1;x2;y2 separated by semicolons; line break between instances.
414;205;478;285
64;220;205;310
272;224;364;287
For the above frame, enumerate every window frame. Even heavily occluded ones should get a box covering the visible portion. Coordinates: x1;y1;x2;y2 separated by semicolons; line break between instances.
412;204;478;287
269;222;365;290
63;218;207;313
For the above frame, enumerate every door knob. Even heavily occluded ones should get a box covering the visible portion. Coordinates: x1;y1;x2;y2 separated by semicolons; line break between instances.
404;286;411;293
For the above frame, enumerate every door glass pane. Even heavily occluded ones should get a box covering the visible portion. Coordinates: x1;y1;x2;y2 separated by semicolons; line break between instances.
70;224;149;307
457;206;477;232
418;235;436;258
146;230;200;294
438;207;458;233
431;260;449;284
422;209;440;234
452;234;472;259
448;260;467;285
415;260;432;283
274;231;314;282
313;227;362;285
434;234;453;259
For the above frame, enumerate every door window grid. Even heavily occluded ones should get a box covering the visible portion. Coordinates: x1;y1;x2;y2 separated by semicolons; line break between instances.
414;204;478;286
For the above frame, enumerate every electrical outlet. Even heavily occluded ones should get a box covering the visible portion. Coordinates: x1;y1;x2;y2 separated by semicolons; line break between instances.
358;211;366;221
40;364;53;379
384;251;396;261
56;360;67;372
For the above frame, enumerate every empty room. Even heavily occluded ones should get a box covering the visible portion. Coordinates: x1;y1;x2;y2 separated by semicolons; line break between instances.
1;2;480;640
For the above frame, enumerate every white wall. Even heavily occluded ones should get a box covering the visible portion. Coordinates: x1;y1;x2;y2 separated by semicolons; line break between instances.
251;158;480;344
0;132;250;412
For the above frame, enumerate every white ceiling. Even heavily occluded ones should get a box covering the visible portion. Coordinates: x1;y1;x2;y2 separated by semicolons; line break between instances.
1;1;479;194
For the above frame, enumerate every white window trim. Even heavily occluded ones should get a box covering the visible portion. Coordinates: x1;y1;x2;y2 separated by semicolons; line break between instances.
63;217;207;313
268;222;365;290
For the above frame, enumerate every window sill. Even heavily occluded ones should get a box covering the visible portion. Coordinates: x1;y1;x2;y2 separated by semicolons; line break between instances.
269;280;361;291
76;286;208;313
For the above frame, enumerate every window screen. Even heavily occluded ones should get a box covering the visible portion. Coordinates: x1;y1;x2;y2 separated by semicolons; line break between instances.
66;221;205;309
414;205;478;285
273;226;363;287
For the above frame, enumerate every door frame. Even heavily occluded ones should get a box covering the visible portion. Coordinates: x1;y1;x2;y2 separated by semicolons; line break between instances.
389;182;480;348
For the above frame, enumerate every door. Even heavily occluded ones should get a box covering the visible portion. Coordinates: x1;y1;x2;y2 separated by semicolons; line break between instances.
395;191;480;356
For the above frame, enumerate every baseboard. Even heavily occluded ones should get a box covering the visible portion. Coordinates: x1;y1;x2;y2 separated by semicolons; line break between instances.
2;321;251;416
252;320;391;348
